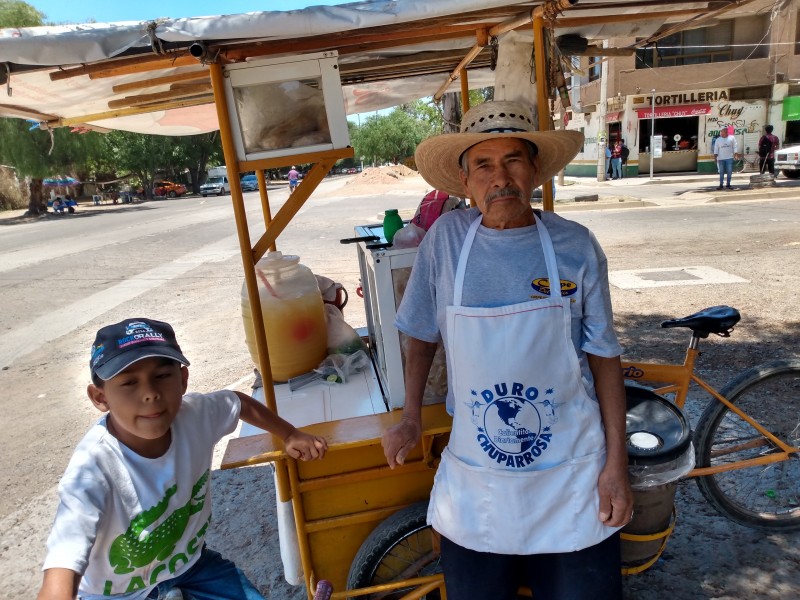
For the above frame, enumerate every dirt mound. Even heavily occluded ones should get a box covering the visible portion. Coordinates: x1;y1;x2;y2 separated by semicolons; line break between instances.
346;165;420;187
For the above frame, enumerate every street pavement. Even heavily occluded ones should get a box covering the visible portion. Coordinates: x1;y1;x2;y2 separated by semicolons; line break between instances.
3;171;797;223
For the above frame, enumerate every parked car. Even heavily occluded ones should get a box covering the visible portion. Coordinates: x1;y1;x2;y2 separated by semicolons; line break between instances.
240;174;258;192
153;181;187;197
773;143;800;178
200;175;231;196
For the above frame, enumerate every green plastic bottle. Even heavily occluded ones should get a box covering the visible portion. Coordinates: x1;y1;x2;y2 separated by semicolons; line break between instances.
382;208;404;244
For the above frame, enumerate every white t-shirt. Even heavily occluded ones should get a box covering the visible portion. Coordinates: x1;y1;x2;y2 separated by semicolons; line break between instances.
395;207;622;413
43;391;241;600
714;135;737;160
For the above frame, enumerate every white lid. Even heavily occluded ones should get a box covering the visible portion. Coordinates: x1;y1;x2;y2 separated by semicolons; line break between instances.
629;431;660;451
259;251;300;269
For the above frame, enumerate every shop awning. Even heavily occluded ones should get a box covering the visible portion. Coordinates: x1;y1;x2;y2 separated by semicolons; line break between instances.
636;103;711;119
606;111;621;122
782;96;800;121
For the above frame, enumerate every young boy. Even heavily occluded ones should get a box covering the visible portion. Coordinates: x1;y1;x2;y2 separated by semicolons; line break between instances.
38;318;327;600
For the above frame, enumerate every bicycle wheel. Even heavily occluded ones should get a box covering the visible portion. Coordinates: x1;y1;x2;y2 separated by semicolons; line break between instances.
347;501;442;599
694;359;800;530
733;159;745;173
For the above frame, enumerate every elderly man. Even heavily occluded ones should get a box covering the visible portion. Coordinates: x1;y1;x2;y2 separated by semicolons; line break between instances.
382;101;632;600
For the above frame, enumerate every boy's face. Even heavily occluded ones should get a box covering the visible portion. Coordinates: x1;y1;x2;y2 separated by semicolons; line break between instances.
87;357;189;457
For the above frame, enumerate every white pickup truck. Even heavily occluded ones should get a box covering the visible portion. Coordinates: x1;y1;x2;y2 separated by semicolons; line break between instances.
201;166;231;196
200;175;231;196
773;144;800;178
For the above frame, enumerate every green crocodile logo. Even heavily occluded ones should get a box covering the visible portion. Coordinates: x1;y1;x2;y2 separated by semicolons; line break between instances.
109;471;209;575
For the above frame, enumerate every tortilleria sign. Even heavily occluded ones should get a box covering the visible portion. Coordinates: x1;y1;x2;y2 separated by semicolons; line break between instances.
652;89;729;105
636;104;711;119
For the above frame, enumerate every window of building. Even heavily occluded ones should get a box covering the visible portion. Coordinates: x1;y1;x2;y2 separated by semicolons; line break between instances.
729;86;771;101
636;16;768;68
588;56;601;81
795;10;800;55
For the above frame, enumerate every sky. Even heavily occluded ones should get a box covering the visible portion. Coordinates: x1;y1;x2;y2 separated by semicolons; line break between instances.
31;1;347;25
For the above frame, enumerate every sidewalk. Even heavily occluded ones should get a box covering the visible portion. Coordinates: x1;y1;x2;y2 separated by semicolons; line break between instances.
553;171;799;210
0;197;158;222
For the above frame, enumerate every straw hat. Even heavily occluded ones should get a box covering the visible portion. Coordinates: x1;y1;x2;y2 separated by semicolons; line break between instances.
414;101;584;198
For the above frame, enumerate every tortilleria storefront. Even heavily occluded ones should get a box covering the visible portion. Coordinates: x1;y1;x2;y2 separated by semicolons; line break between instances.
565;88;769;176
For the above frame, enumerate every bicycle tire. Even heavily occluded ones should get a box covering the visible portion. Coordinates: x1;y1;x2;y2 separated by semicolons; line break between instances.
694;359;800;530
346;501;441;600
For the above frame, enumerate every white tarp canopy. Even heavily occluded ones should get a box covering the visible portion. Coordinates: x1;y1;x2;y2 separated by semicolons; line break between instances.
0;0;719;135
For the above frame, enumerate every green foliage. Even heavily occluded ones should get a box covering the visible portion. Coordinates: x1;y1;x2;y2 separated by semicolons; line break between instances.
352;108;433;165
0;119;107;178
102;131;218;198
0;0;44;27
401;100;442;133
103;131;170;197
470;87;493;105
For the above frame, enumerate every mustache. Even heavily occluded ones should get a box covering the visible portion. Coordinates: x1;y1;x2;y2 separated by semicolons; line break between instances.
485;186;524;203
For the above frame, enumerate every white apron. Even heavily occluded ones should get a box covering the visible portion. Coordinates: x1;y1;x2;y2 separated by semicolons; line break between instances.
428;213;618;554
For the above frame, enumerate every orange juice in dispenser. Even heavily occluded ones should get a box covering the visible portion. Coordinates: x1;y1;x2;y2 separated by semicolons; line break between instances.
241;251;328;381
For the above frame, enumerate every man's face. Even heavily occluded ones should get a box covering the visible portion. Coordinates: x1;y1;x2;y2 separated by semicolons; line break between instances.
458;137;538;229
721;129;729;137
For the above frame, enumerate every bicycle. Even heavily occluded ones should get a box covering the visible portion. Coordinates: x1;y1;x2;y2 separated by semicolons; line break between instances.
733;152;760;173
621;305;800;531
344;305;800;597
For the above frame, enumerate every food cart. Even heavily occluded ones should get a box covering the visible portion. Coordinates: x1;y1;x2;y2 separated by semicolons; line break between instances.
0;1;739;597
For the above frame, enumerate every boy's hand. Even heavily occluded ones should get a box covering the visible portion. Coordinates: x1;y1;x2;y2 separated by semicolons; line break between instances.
38;568;80;599
284;428;327;461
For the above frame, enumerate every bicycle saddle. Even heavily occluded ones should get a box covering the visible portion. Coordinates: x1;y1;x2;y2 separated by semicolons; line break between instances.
661;305;741;338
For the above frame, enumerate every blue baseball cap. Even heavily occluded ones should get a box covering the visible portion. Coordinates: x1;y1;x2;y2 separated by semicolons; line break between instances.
90;318;190;381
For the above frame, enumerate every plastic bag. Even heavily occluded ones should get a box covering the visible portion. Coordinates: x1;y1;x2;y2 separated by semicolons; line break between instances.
314;349;370;384
391;222;427;249
627;442;696;489
324;304;366;354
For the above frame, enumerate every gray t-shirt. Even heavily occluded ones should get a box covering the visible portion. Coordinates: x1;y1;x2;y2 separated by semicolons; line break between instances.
395;207;622;410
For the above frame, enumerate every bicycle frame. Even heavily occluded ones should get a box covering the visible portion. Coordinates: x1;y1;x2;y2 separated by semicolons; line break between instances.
621;335;797;477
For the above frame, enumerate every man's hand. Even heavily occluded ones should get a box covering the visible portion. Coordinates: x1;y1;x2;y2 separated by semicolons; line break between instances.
597;461;634;527
382;416;422;469
284;428;327;461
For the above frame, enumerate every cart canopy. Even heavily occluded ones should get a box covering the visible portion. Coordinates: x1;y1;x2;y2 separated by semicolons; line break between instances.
0;0;732;135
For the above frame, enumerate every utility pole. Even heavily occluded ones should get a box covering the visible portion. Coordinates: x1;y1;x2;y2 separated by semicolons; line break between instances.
650;89;655;180
597;41;609;181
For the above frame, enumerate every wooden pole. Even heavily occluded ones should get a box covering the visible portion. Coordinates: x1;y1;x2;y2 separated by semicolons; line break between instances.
208;63;291;503
532;15;554;212
460;68;470;115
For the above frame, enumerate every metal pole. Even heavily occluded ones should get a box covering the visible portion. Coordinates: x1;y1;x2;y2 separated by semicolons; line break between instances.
649;89;655;180
597;40;609;182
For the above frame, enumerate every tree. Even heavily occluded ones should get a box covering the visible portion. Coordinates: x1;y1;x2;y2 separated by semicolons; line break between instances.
0;119;107;213
171;133;223;193
0;0;47;213
352;109;433;166
0;0;44;27
103;131;176;200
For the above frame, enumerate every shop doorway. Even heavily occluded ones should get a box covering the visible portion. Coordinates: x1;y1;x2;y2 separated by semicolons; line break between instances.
639;116;700;173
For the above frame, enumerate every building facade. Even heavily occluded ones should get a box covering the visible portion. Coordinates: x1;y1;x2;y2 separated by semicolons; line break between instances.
562;0;800;177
